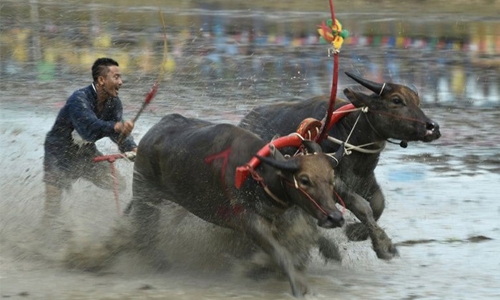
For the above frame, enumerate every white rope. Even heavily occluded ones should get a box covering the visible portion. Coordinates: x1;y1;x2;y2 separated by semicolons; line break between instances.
327;136;385;154
343;111;363;154
332;107;363;114
287;132;305;140
328;106;384;155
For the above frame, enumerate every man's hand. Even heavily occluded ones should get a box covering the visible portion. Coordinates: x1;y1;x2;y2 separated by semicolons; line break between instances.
124;151;137;161
114;120;134;136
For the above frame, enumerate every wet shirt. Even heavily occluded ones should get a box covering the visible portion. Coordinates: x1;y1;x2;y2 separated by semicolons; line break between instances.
44;84;136;154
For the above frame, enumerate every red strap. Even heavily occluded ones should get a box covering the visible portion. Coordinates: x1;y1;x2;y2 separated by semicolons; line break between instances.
235;134;303;188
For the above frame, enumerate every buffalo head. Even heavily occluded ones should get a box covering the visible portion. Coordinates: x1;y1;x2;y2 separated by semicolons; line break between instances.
256;140;345;228
343;72;441;143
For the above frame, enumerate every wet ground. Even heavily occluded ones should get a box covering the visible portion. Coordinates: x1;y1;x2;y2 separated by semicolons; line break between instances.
0;100;499;300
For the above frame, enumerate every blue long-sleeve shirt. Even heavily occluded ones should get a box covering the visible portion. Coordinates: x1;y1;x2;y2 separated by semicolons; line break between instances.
45;84;136;154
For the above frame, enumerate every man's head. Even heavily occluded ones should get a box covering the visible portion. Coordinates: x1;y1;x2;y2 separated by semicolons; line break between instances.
92;58;122;99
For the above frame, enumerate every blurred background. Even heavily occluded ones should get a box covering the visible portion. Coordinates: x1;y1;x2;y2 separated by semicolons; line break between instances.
1;0;499;118
1;2;499;299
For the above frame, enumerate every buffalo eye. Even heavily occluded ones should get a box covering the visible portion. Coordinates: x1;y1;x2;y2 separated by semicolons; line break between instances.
392;97;404;105
298;175;311;187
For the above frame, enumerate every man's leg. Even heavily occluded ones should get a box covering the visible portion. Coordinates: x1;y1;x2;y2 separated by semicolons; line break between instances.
42;151;68;226
43;183;63;220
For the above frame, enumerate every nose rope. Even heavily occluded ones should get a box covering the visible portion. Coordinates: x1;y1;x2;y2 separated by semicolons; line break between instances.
246;166;289;208
362;109;387;141
332;189;346;215
283;180;330;216
286;179;346;216
369;109;428;125
363;108;432;147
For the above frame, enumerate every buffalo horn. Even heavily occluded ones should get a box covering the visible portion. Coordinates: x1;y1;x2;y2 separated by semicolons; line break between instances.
327;143;345;168
345;71;392;96
302;140;323;154
256;155;300;173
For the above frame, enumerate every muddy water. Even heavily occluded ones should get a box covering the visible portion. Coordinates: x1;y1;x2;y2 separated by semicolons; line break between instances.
1;101;499;300
1;1;500;300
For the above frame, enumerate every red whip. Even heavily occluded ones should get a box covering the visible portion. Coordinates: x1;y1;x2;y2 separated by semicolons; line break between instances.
132;82;158;123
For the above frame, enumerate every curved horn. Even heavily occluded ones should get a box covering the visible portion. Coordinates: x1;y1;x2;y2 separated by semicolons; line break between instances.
345;72;392;96
327;143;345;168
255;155;300;173
302;140;323;154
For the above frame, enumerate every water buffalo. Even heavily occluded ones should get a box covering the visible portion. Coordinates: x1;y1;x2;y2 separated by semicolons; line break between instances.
126;113;345;297
239;72;441;261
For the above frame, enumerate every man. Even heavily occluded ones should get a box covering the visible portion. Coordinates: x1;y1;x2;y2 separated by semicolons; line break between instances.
43;57;136;223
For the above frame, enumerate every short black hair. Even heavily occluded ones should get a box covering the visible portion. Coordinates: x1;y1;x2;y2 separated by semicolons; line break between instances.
91;58;119;82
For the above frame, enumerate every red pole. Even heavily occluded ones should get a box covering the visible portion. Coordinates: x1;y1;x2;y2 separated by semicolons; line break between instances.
93;154;126;216
316;0;338;143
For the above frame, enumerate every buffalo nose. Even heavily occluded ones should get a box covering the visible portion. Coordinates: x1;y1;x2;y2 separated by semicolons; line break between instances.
327;213;345;228
426;121;439;132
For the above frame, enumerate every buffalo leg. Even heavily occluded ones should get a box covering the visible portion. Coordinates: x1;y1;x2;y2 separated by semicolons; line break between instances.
130;182;171;270
239;212;309;297
368;185;385;221
317;234;342;262
340;188;397;260
345;181;385;241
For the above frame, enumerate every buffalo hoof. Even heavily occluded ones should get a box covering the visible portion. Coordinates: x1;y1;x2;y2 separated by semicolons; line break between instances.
290;272;309;298
317;236;342;262
371;228;399;260
345;223;369;241
374;244;399;260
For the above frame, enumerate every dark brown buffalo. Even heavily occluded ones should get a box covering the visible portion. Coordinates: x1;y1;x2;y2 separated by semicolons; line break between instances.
239;72;441;261
126;113;345;297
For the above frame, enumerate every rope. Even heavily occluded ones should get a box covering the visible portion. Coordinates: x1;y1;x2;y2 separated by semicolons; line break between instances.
333;189;346;215
283;180;330;217
325;107;386;155
327;136;386;154
247;167;289;208
344;111;362;147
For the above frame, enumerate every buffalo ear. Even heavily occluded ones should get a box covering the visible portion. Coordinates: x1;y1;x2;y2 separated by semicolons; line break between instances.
327;143;345;168
269;144;286;161
344;88;369;108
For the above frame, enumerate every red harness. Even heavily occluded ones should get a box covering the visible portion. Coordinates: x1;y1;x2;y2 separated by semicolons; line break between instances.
235;103;355;188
